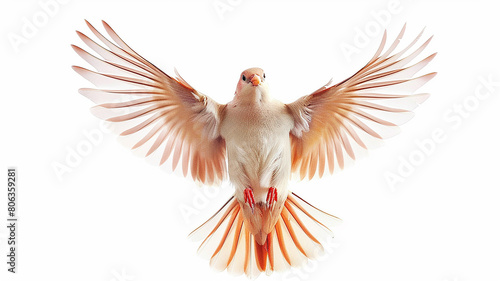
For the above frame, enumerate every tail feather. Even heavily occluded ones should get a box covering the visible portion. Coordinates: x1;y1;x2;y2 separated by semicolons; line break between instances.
189;192;341;278
189;196;237;244
280;206;309;257
254;239;267;272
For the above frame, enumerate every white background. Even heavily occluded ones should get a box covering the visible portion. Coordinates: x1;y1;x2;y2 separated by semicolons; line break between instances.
1;0;499;281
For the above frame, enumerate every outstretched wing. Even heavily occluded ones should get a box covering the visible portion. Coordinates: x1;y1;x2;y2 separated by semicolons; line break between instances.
286;25;436;180
72;20;227;185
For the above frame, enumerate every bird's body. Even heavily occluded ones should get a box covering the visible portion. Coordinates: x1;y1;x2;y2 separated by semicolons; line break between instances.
222;99;292;203
221;72;294;243
73;21;436;278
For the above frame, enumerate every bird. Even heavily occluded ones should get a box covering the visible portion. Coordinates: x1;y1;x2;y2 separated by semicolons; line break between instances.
72;20;436;278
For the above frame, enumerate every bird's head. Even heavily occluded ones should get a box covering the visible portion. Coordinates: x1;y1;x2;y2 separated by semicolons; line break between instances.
234;67;270;103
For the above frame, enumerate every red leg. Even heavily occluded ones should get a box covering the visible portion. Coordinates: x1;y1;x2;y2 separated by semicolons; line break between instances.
244;188;255;211
266;187;278;208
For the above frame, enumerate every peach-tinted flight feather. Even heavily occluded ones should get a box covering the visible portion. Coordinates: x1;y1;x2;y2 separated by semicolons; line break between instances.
72;20;227;185
287;25;436;180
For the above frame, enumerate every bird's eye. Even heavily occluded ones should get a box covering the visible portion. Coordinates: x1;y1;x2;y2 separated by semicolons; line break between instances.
263;73;266;79
242;75;246;81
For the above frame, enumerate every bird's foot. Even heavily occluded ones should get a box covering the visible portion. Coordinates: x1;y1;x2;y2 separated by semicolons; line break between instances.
266;187;278;208
244;188;255;212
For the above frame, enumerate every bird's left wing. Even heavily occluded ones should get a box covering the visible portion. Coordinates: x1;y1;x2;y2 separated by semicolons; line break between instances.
72;20;226;185
286;25;436;180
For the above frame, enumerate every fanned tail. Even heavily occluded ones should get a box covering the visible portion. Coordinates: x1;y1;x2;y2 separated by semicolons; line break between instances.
189;193;341;278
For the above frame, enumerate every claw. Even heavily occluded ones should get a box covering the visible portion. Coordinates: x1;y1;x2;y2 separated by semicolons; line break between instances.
244;188;255;211
266;187;278;208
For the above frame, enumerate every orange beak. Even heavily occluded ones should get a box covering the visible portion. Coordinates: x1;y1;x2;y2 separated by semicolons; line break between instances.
250;75;261;86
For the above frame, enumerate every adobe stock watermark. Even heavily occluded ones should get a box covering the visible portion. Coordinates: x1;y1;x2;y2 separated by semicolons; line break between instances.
213;0;244;20
281;236;340;281
110;267;134;281
51;120;111;182
7;0;71;53
385;74;499;191
179;183;231;225
340;0;402;62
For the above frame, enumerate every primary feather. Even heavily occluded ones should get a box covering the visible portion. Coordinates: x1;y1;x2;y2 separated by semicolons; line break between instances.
73;20;227;185
287;24;436;180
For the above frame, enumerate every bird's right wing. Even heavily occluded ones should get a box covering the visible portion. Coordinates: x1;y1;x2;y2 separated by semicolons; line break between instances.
72;20;227;185
287;25;436;180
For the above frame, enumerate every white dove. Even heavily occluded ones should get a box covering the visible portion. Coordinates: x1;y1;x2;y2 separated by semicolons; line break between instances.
73;20;436;278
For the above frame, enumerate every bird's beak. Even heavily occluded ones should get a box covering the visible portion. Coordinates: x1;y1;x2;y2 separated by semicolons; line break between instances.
250;75;261;86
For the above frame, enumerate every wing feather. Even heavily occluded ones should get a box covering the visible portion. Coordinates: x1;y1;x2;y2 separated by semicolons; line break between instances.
73;21;227;185
287;26;436;179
